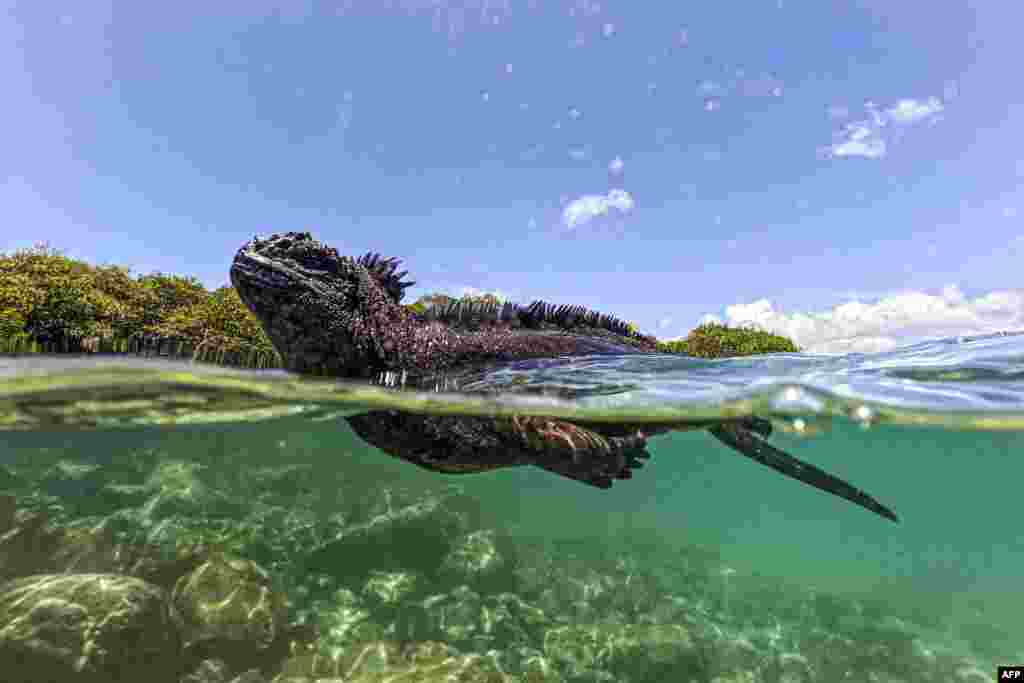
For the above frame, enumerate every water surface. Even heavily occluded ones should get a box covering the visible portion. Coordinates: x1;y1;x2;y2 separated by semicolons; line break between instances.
2;333;1022;678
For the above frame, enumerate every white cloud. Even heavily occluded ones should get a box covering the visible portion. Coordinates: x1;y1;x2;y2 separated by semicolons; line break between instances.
608;156;625;173
886;96;943;124
823;96;944;160
700;285;1024;353
562;189;635;229
829;123;887;159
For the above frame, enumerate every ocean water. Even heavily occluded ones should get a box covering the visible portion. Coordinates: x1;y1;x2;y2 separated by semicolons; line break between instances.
1;332;1022;681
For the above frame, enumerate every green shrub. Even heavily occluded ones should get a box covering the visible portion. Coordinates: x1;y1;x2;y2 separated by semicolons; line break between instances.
0;243;278;367
143;285;279;366
657;322;800;358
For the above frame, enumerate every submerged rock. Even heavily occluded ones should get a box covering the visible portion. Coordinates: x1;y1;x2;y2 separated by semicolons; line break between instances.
0;494;208;588
775;652;813;683
0;497;131;582
439;529;516;592
181;658;231;683
172;552;289;674
363;570;420;606
415;587;550;653
273;639;511;682
0;573;183;683
303;487;484;586
543;623;701;682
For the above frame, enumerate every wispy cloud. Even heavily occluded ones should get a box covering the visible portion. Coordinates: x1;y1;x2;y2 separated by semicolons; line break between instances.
828;122;888;159
822;96;944;160
562;188;635;229
698;285;1024;353
886;97;944;124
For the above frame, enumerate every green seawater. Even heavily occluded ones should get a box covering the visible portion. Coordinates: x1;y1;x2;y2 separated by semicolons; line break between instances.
0;350;1021;681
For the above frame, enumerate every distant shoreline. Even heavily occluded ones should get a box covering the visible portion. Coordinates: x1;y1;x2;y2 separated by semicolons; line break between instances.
1;244;799;366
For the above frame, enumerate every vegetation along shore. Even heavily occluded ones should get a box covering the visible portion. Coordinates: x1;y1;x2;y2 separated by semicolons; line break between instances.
0;243;799;366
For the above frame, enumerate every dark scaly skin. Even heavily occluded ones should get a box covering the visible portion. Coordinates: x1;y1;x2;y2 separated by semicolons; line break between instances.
230;232;899;522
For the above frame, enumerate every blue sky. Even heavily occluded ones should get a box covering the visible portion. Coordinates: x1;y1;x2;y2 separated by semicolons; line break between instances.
4;1;1023;351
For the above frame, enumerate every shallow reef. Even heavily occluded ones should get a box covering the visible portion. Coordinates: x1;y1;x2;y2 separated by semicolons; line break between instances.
0;435;1012;682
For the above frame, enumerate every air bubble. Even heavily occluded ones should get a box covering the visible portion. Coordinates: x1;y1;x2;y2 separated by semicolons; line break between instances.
853;405;875;429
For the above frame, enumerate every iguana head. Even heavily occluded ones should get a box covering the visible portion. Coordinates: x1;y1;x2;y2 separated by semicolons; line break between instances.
230;231;415;376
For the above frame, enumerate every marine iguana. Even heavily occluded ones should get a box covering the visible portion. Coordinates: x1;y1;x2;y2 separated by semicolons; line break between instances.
230;231;899;523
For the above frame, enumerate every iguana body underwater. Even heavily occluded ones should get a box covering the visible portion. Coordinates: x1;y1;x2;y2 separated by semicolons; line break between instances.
230;231;898;523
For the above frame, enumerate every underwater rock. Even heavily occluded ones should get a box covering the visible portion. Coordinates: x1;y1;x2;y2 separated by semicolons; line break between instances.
420;585;485;646
0;572;183;683
363;569;420;606
0;495;212;592
439;528;517;592
504;647;562;683
811;591;863;632
0;498;125;580
798;624;949;683
542;623;701;682
511;547;678;629
180;658;271;683
38;460;108;503
139;460;246;520
303;487;483;585
123;542;213;593
168;550;318;679
309;586;385;649
775;652;813;683
272;639;511;682
416;587;549;653
954;663;994;683
710;672;757;683
713;635;764;676
229;671;271;683
181;658;231;683
643;594;697;626
0;465;24;492
172;552;288;662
